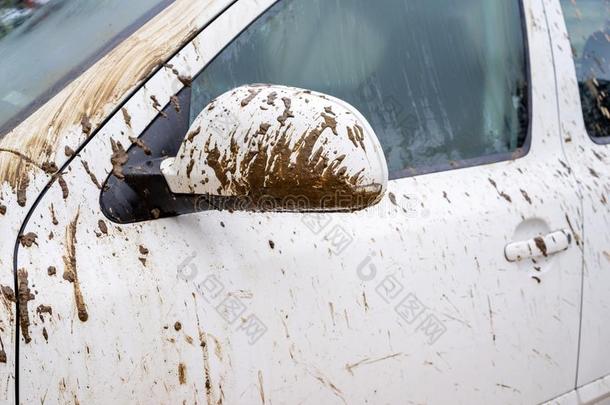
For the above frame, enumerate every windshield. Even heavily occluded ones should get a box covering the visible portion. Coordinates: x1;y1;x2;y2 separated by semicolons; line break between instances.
0;0;171;137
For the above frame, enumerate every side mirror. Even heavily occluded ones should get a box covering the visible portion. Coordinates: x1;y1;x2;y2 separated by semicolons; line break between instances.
161;84;388;212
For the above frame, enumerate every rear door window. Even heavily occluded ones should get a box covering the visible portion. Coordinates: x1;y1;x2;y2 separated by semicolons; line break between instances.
560;0;610;140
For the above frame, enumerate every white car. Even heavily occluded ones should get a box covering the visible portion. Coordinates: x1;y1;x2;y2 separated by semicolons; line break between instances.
0;0;608;404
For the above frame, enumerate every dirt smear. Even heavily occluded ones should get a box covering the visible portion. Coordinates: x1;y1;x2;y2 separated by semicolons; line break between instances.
178;363;187;385
534;237;548;257
203;109;380;210
110;139;129;180
18;232;38;248
129;136;152;155
62;210;88;322
17;269;34;343
81;160;102;189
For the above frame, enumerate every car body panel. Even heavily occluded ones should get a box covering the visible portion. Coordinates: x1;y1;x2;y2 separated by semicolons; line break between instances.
544;0;610;391
7;0;588;404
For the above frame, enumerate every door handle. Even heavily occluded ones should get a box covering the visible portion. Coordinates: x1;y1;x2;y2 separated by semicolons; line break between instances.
505;229;572;262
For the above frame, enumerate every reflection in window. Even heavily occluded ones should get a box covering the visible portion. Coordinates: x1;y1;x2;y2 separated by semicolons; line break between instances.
561;0;610;139
190;0;528;178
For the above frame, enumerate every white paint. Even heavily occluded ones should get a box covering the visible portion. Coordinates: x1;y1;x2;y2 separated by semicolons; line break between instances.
0;0;607;404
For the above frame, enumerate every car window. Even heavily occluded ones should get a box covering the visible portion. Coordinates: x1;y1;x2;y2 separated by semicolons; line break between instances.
189;0;529;179
560;0;610;140
0;0;171;136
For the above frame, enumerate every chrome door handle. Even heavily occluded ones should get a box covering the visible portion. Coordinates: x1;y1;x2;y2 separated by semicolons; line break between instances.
505;229;572;262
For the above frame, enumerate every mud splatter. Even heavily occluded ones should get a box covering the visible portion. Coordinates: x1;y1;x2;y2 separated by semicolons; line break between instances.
62;210;88;322
0;337;6;363
41;161;58;174
170;95;181;113
81;116;92;136
186;159;195;179
266;92;277;106
177;75;192;87
174;321;182;331
17;269;34;343
81;160;102;189
98;220;108;235
345;352;402;375
256;123;271;137
1;285;15;302
16;172;28;207
520;189;532;204
110;139;129;180
150;95;161;110
47;266;56;276
0;204;5;215
241;88;261;107
488;178;512;203
57;175;69;199
178;363;187;385
346;125;365;150
36;304;52;321
50;204;58;225
268;240;275;250
139;245;149;255
129;136;152;155
18;232;38;248
202;115;379;210
187;126;201;143
64;146;75;157
121;108;132;127
276;97;294;126
534;237;548;257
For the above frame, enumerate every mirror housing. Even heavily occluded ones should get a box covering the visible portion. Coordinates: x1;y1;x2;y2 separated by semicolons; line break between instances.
161;84;388;212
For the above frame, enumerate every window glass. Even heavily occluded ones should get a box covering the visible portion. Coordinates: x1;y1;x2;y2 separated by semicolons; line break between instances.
190;0;528;178
561;0;610;139
0;0;170;136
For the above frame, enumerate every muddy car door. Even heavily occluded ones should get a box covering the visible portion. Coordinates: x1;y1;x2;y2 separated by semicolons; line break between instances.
549;0;610;398
15;0;584;403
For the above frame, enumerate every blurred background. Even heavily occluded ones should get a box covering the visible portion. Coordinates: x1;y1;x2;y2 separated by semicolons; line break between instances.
0;0;168;135
0;0;51;39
